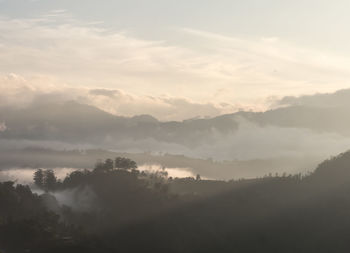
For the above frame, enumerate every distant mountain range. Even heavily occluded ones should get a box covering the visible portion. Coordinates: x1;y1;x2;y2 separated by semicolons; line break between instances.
1;89;350;178
1;92;350;147
0;100;237;146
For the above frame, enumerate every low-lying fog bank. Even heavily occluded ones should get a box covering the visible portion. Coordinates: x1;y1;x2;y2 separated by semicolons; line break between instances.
0;165;196;186
0;148;323;180
0;167;79;186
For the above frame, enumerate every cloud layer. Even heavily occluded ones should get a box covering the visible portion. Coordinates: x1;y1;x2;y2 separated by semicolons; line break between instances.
0;73;240;120
1;13;350;110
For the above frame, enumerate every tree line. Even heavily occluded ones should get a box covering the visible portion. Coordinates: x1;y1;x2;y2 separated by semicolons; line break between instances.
2;153;350;252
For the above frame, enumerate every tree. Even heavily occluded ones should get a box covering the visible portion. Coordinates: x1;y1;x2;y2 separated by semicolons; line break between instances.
104;159;114;171
44;169;57;192
94;159;104;171
33;169;44;189
94;159;114;172
115;157;137;170
196;174;201;181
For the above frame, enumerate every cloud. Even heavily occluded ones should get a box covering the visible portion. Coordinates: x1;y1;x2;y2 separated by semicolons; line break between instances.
89;89;121;98
100;118;350;162
0;15;197;96
276;89;350;108
181;28;350;97
0;73;245;121
0;14;350;109
85;88;237;121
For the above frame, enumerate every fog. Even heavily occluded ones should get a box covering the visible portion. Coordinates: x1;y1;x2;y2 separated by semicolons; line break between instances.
0;166;196;186
0;117;349;179
0;167;81;185
3;3;350;252
102;119;350;161
0;165;196;212
138;164;196;178
2;86;350;179
53;186;98;212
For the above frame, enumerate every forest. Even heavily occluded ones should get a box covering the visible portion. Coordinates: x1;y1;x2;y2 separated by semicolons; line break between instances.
2;152;350;252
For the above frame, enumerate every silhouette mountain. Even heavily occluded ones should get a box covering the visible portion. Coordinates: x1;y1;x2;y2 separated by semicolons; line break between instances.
1;99;350;147
0;100;239;146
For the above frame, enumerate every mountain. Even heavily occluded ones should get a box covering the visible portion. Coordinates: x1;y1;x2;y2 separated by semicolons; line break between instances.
0;101;238;147
1;90;350;177
1;99;350;147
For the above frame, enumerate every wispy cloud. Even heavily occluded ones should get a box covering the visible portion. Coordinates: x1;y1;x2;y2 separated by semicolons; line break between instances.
0;73;246;120
0;13;350;114
181;28;350;95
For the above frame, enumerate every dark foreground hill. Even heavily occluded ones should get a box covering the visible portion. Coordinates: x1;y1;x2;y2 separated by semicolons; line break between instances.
2;152;350;252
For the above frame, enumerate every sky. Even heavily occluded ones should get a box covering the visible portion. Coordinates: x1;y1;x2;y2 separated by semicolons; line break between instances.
1;0;350;119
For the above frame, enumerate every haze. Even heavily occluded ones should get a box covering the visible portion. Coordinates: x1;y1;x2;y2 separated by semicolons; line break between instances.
3;2;350;252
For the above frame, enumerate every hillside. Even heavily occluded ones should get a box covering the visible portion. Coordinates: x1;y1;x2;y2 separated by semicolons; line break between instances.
2;151;350;252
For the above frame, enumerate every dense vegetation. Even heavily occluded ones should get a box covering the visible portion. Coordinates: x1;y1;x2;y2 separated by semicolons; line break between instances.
2;153;350;252
0;147;314;179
